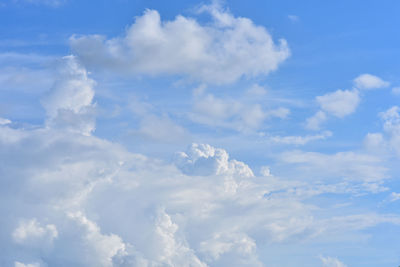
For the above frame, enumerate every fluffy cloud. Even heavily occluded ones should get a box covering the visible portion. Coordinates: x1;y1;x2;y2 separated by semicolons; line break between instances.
12;218;58;245
1;120;399;266
41;55;96;136
353;74;389;90
70;4;289;84
316;89;360;118
175;143;254;177
305;89;359;130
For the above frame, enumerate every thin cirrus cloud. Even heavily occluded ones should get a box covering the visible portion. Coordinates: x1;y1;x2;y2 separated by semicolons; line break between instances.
70;4;290;84
190;86;290;132
11;0;66;7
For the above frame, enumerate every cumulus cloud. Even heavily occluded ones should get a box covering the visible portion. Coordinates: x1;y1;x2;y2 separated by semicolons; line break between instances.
316;89;360;118
1;120;400;266
70;4;289;84
305;89;359;130
175;143;254;177
12;218;58;245
353;74;389;90
41;55;96;136
320;256;347;267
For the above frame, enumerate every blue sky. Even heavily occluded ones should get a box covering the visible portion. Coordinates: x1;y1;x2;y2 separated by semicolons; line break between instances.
1;1;400;266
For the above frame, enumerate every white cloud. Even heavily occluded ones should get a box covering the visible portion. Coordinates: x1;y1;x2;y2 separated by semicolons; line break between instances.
0;122;399;266
0;117;11;125
14;262;41;267
280;150;388;185
70;4;289;84
190;90;289;132
389;192;400;202
288;15;299;22
67;211;128;267
41;55;96;136
305;111;327;130
320;256;347;267
270;131;332;145
12;0;66;7
0;67;54;93
392;87;400;95
246;84;267;96
175;143;254;178
378;106;400;156
353;74;389;90
363;132;385;151
316;89;360;118
130;114;188;143
12;218;58;245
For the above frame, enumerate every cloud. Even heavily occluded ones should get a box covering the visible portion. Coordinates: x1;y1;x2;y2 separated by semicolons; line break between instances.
190;89;289;132
14;262;41;267
320;256;347;267
316;89;360;118
280;150;388;187
70;4;289;84
378;106;400;155
12;0;66;7
41;55;96;136
305;111;327;130
126;98;189;143
134;114;188;143
12;218;58;245
353;74;389;90
270;131;332;145
0;117;11;125
363;132;385;151
392;87;400;95
389;192;400;202
287;15;299;22
1;119;400;266
175;143;254;177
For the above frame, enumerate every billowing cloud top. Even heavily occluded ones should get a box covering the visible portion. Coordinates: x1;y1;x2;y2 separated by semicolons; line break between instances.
70;4;289;84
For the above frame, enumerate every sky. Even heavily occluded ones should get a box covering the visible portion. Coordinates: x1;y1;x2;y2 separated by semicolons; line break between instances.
1;0;400;266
